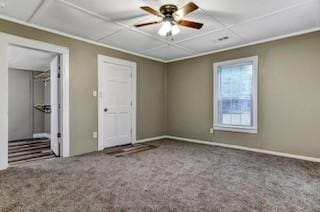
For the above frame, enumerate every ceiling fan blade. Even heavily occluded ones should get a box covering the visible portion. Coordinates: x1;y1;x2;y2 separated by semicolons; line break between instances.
173;2;199;20
177;19;203;29
134;21;162;27
140;6;164;18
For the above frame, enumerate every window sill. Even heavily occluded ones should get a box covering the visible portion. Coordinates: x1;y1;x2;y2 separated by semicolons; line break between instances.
214;125;258;134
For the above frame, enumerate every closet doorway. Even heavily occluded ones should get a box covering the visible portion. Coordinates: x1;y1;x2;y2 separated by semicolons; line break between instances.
8;45;61;165
0;33;70;170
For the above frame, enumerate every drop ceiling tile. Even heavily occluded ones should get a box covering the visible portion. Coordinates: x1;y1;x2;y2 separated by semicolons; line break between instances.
65;0;146;21
8;45;56;71
0;0;42;21
177;29;243;53
230;1;319;42
34;1;122;41
121;15;160;28
100;28;165;54
193;0;306;26
143;0;185;8
316;0;320;26
143;45;192;60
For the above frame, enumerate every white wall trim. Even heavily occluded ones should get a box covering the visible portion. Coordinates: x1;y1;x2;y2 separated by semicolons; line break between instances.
166;135;320;163
33;133;51;139
0;32;70;170
97;54;137;151
0;38;8;170
134;136;167;144
167;27;320;63
0;15;318;63
107;134;320;163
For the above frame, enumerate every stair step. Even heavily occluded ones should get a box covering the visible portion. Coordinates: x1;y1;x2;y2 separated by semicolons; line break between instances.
9;139;49;147
9;148;52;158
9;151;54;163
9;137;48;143
9;155;56;166
9;144;50;154
9;142;50;150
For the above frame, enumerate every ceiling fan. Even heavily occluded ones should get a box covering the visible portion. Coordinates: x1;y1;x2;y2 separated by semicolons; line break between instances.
134;2;203;37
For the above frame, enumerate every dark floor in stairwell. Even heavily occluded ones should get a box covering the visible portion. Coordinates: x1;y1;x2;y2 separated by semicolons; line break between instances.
8;138;55;166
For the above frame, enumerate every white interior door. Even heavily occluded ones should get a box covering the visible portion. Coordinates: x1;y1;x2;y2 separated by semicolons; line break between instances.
100;62;133;148
50;56;59;156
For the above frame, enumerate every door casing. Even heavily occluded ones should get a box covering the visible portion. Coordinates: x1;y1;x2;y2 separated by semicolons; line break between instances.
97;55;137;150
0;32;70;170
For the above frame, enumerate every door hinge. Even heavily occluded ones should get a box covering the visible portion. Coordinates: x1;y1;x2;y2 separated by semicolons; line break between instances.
57;132;61;138
131;73;133;78
57;73;61;79
130;101;132;106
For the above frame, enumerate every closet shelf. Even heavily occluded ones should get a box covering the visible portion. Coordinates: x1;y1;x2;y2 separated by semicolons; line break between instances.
34;72;50;81
33;105;51;113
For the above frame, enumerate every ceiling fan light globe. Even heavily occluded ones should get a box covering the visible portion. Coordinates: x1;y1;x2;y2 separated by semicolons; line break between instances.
158;21;172;36
171;24;180;35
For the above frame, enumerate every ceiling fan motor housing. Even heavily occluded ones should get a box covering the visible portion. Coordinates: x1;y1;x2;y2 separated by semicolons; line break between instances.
160;4;178;17
135;2;203;31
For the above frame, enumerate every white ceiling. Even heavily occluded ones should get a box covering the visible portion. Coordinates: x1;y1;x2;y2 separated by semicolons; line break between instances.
8;45;57;71
1;0;319;62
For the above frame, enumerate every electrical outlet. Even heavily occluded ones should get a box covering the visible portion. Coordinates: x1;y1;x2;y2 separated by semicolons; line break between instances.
93;131;98;138
209;128;214;134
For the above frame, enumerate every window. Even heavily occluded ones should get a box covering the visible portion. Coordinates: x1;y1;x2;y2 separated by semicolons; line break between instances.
213;56;258;134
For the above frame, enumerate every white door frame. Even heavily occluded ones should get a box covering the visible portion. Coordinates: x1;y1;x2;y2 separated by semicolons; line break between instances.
97;54;137;151
0;32;70;170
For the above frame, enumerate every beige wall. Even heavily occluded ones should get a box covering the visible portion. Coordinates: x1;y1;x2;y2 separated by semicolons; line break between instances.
167;32;320;158
2;18;320;159
8;69;33;140
0;19;167;156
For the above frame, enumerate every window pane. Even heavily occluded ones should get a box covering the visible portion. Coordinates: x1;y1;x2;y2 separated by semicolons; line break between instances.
218;62;253;127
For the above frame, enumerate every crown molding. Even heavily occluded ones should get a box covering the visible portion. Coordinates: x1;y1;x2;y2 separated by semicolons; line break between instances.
166;27;320;63
0;15;166;63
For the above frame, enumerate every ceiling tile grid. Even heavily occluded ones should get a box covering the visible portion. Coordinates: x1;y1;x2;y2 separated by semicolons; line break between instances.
143;44;192;60
0;0;319;61
33;0;123;41
177;29;244;53
100;28;165;54
193;0;309;27
65;0;146;20
230;0;320;42
0;0;43;21
8;45;56;71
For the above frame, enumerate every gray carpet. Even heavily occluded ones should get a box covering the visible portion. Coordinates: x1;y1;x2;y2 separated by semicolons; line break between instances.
1;139;320;212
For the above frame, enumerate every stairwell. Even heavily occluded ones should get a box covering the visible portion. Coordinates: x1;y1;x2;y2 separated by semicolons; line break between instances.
9;138;56;165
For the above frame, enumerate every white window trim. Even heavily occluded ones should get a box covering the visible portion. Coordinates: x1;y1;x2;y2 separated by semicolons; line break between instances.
213;56;258;134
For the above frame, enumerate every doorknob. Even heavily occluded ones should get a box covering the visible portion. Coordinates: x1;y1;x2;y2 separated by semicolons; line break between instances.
104;108;108;112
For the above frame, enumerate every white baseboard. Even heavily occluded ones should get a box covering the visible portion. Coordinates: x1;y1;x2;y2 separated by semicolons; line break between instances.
166;135;320;163
33;133;51;139
134;136;167;144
